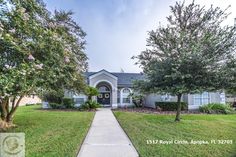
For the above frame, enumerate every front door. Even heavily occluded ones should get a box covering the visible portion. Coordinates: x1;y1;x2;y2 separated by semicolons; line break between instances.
97;93;110;105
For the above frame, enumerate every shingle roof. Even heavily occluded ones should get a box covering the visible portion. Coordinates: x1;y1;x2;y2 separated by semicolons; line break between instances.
84;70;145;87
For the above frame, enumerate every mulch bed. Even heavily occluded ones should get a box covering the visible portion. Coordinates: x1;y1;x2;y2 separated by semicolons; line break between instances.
112;107;202;115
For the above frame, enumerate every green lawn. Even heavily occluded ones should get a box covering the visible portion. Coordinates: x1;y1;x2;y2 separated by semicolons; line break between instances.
114;111;236;157
5;105;95;157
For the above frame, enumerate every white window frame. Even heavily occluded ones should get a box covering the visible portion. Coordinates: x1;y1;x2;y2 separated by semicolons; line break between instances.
73;94;87;106
161;94;172;101
121;88;132;104
193;92;210;106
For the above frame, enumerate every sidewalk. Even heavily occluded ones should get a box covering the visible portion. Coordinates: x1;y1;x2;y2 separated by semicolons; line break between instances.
77;108;139;157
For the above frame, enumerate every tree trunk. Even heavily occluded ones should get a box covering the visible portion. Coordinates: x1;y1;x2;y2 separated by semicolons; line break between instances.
141;98;144;108
7;95;24;124
175;93;182;122
0;97;9;121
88;96;92;101
0;95;24;130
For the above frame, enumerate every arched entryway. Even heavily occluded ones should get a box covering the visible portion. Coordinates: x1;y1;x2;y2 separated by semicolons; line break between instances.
96;82;112;107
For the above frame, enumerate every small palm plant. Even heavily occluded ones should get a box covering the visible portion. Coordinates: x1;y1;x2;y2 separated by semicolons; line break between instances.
85;86;99;101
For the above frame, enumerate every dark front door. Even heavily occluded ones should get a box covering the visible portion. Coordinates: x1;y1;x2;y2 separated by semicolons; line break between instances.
97;93;110;105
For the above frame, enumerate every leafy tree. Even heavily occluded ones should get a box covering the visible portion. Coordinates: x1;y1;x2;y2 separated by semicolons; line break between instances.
129;92;145;108
222;58;236;106
224;59;236;93
0;0;87;129
40;89;64;104
85;86;99;101
134;1;236;121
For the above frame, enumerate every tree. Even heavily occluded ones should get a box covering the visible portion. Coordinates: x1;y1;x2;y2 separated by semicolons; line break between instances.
133;1;236;121
129;92;145;108
0;0;87;129
85;86;99;101
222;57;236;106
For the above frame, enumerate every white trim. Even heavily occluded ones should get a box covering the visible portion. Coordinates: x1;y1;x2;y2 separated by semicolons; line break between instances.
89;70;118;80
121;88;132;93
209;92;211;104
120;88;132;104
219;92;226;104
73;94;87;98
93;79;115;89
193;92;210;106
112;103;118;109
93;80;115;106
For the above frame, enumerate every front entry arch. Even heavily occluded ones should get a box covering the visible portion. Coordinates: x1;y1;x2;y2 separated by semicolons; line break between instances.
96;82;112;107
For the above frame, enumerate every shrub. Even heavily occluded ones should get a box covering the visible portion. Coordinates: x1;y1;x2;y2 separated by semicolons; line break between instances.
199;103;234;114
155;102;188;111
85;86;99;101
80;100;101;110
49;103;63;109
80;103;90;110
26;103;41;106
62;98;75;109
41;90;64;104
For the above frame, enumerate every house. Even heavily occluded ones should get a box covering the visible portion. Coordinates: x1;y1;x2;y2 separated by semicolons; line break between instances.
65;69;226;110
9;95;42;106
225;94;236;107
19;95;41;106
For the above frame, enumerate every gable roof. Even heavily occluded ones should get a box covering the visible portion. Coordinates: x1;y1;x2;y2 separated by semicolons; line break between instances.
84;70;145;87
88;69;118;80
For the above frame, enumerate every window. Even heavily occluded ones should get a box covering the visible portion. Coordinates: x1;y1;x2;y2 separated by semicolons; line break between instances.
161;94;171;101
75;98;84;104
220;93;225;104
123;89;130;93
123;98;130;103
117;98;120;103
122;88;131;103
98;86;110;92
193;92;210;106
117;90;120;103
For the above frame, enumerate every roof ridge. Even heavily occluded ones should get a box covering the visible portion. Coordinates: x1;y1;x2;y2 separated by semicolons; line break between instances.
85;72;142;74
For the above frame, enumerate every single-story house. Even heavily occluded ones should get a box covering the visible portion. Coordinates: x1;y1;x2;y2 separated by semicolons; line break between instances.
19;95;41;106
65;69;226;110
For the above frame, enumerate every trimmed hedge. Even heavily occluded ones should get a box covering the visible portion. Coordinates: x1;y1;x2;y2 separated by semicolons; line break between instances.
155;102;188;111
49;103;63;109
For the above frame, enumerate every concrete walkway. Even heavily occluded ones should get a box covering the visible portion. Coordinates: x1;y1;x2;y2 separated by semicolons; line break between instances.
77;108;139;157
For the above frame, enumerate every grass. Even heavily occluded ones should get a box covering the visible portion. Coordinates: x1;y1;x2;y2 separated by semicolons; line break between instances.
4;105;95;157
114;111;236;157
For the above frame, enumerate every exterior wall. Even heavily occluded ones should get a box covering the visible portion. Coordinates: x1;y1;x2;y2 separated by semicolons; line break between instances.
187;92;225;110
144;94;177;108
73;94;87;107
226;95;236;103
64;90;75;98
89;72;118;108
64;90;87;107
18;95;41;106
144;92;226;110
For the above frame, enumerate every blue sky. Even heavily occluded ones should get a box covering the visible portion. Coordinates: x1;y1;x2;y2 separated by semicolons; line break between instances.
44;0;236;73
